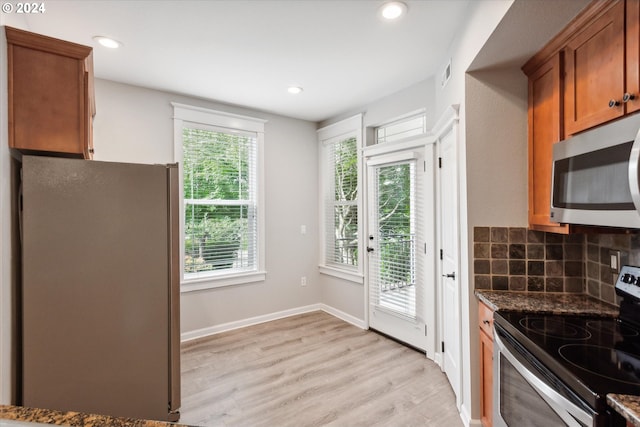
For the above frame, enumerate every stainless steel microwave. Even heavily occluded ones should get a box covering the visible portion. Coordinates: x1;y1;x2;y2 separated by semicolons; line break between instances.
551;113;640;228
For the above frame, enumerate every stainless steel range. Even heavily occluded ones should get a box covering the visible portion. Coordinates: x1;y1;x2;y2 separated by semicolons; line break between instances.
493;265;640;427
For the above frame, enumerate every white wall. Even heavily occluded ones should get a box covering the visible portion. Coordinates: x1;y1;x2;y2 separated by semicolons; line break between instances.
465;69;528;228
93;79;321;336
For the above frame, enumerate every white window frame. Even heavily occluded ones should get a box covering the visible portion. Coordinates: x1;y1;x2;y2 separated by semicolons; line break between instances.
172;102;267;292
318;114;364;284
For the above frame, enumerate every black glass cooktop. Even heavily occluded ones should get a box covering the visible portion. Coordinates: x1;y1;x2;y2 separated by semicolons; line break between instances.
494;311;640;408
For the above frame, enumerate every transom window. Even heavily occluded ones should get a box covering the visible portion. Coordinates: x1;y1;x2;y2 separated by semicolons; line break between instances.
375;113;426;145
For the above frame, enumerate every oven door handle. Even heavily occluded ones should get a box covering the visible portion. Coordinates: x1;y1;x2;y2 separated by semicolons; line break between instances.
494;329;593;427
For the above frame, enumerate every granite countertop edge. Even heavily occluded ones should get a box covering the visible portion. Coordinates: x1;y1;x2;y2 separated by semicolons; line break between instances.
474;290;619;317
475;290;640;424
608;395;640;427
0;405;198;427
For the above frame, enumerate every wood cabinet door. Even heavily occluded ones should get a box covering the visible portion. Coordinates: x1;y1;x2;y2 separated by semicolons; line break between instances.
6;27;93;159
479;329;493;427
478;301;493;427
528;54;568;233
564;0;625;136
626;0;640;114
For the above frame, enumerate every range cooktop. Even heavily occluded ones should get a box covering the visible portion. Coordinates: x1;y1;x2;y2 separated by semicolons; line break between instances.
495;311;640;408
494;265;640;411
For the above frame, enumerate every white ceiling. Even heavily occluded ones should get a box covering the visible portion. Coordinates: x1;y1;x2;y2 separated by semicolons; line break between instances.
21;0;474;122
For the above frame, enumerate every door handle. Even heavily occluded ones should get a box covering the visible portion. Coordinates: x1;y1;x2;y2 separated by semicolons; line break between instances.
442;272;456;280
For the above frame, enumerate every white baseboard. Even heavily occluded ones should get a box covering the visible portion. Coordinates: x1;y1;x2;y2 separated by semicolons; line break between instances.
433;351;444;369
181;303;322;342
318;303;367;329
460;404;481;427
181;303;366;343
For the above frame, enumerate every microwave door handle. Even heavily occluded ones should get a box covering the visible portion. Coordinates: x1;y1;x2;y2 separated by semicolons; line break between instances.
628;128;640;211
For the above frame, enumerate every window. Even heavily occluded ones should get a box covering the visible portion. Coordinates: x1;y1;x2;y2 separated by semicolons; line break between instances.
328;136;358;267
173;103;266;290
375;113;426;145
318;114;363;283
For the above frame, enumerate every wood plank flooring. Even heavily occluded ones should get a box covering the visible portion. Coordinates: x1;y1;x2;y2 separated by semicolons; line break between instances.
180;311;462;427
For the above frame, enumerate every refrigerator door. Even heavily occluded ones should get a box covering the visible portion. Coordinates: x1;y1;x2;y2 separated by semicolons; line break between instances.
21;156;179;421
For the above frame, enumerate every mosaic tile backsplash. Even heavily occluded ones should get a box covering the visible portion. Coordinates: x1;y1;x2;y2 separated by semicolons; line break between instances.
473;226;640;306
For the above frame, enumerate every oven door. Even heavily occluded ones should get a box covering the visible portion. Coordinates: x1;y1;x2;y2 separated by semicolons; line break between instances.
493;324;595;427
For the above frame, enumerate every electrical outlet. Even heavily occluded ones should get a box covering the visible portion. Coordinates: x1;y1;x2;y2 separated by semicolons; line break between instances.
301;276;307;286
610;250;621;273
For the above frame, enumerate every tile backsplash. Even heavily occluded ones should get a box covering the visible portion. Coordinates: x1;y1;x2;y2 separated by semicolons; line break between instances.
473;226;640;306
585;233;640;304
473;227;584;294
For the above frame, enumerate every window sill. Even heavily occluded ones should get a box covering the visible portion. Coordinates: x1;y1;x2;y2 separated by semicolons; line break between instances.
319;265;364;284
180;271;266;293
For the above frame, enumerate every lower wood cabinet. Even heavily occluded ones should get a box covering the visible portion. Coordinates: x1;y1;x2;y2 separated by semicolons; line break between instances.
479;301;494;427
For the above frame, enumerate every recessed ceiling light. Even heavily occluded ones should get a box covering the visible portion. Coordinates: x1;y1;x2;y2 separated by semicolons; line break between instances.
380;1;407;20
288;86;303;95
93;36;122;49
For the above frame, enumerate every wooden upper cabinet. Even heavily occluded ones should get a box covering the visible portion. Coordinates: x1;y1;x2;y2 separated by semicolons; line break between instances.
564;0;626;136
627;0;640;114
6;27;95;159
527;54;570;233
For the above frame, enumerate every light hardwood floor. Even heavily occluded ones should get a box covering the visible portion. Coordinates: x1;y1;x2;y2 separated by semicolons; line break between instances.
180;311;463;427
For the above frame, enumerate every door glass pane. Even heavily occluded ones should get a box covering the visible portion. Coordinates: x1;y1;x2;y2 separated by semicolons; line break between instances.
372;161;416;317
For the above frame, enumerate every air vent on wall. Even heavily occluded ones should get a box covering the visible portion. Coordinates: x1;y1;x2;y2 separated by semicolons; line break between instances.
441;59;452;88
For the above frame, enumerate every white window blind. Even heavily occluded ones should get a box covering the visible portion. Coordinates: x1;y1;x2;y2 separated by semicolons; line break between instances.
376;114;426;145
327;136;358;268
370;160;419;319
182;126;257;278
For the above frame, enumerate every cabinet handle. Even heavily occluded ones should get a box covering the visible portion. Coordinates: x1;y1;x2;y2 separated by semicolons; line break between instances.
623;93;636;103
483;320;490;325
609;99;621;108
88;148;95;154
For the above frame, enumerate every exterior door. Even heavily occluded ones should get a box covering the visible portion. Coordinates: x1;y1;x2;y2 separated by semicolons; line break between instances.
439;121;461;406
367;148;428;351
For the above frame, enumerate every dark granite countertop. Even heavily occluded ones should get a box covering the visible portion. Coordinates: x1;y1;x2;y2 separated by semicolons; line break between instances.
475;290;619;317
608;395;640;427
0;405;197;427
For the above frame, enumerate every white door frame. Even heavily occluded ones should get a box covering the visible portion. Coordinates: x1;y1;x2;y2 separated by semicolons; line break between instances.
363;136;437;359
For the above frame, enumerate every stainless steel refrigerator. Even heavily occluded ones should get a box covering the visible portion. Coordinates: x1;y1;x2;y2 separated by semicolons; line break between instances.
19;155;181;422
